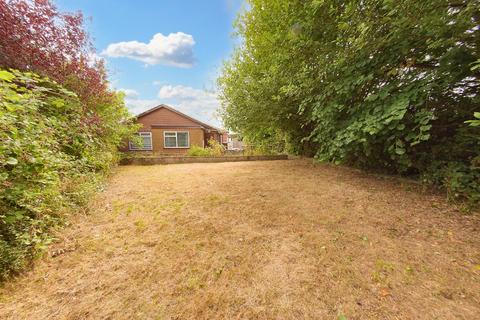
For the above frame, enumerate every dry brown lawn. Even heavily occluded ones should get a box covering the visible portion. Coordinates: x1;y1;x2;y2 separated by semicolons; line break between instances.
0;159;479;319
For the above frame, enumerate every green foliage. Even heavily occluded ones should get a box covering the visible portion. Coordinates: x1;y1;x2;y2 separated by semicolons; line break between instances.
186;139;226;157
242;131;287;155
206;138;226;156
423;161;480;204
187;145;211;156
219;0;480;203
243;142;280;156
465;112;480;127
0;69;138;281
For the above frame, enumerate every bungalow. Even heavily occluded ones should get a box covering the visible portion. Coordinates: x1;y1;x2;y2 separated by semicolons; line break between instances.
127;104;225;154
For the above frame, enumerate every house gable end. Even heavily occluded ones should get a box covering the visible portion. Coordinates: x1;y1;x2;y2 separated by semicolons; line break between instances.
136;105;204;130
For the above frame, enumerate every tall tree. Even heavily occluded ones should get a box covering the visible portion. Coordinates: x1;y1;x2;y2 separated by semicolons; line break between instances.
219;0;480;202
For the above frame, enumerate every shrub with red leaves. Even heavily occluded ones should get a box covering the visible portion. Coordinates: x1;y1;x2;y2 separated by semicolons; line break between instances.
0;0;110;106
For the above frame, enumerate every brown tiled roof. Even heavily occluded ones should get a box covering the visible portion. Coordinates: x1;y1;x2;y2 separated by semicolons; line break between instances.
136;104;222;131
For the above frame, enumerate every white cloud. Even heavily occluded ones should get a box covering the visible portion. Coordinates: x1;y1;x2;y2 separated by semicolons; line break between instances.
118;88;139;99
157;85;220;125
102;32;195;67
158;85;215;100
122;84;222;127
125;98;161;116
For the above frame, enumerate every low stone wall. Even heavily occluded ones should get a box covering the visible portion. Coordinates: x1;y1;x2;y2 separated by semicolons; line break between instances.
120;155;288;165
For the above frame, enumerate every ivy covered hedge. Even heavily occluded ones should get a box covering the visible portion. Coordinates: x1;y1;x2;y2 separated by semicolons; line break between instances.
219;0;480;204
0;69;137;280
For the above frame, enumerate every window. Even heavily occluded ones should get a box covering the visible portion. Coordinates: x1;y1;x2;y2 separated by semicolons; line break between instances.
129;132;152;150
164;131;189;148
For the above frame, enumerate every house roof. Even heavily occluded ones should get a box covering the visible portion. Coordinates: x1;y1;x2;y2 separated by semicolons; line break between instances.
136;104;223;132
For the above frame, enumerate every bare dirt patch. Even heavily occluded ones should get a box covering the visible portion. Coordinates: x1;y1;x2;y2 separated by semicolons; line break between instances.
1;160;479;319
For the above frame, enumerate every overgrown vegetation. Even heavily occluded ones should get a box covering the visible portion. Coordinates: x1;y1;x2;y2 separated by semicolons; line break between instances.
0;0;137;281
218;0;480;203
187;145;212;157
0;69;136;281
243;144;278;156
187;139;226;156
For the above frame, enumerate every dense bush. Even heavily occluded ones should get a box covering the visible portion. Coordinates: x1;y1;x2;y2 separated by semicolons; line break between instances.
219;0;480;203
207;139;226;156
187;139;226;157
0;0;139;280
187;145;212;156
0;69;136;280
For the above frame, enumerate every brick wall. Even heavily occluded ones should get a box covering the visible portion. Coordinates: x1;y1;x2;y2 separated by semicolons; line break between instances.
151;128;204;154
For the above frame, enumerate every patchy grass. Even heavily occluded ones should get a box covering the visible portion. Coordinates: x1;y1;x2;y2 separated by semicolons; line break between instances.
0;160;479;319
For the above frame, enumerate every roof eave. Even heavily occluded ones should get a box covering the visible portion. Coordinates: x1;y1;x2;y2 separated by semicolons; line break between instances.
136;104;221;131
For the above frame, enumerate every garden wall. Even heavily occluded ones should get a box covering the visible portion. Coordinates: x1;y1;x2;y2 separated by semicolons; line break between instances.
120;155;288;165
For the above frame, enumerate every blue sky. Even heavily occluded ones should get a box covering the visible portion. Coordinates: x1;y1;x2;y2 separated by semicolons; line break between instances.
56;0;243;127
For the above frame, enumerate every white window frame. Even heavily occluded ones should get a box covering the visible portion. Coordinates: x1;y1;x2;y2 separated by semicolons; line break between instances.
129;132;152;151
163;131;190;148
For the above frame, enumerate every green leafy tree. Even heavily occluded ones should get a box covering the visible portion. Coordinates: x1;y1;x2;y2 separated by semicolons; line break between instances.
219;0;480;203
